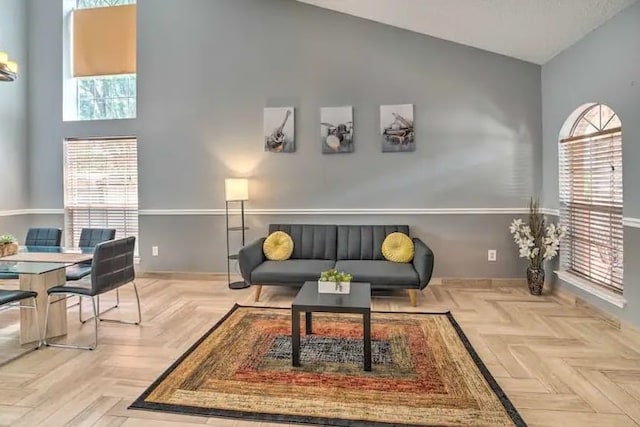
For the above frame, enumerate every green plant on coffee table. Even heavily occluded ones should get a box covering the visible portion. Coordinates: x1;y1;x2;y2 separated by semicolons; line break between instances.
319;268;353;291
0;234;17;245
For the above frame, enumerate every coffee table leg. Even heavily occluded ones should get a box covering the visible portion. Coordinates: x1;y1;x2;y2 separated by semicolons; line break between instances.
305;311;313;334
292;309;301;367
363;311;372;371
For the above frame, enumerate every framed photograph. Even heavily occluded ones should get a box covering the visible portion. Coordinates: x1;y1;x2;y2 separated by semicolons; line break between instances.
321;106;354;154
381;104;415;152
264;107;295;153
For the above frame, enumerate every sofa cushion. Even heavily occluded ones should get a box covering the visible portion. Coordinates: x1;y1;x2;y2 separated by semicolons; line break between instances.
334;260;419;287
263;231;294;261
337;225;410;260
252;260;336;284
382;232;415;263
269;224;337;260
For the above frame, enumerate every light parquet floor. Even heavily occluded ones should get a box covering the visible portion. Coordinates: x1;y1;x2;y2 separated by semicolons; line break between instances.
1;277;639;427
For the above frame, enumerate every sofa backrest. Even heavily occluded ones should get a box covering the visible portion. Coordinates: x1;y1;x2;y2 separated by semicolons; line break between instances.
337;225;410;260
268;224;337;260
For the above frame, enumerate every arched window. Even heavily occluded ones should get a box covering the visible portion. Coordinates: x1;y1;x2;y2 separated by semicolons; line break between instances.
559;104;623;294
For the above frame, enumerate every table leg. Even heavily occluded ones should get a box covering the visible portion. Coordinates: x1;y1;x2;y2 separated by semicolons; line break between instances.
20;268;68;345
363;311;372;372
292;309;301;367
305;311;313;335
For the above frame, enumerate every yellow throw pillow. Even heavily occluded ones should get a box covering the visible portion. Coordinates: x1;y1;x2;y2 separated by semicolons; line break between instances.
382;232;414;263
263;231;294;261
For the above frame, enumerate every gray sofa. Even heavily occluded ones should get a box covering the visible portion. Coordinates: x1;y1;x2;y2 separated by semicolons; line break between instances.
238;224;434;306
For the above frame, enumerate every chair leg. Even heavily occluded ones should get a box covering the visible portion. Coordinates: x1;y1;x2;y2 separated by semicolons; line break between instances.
32;297;43;348
0;298;42;367
254;285;263;302
45;295;99;351
80;293;117;324
132;281;141;325
42;294;51;346
407;289;417;307
98;282;142;325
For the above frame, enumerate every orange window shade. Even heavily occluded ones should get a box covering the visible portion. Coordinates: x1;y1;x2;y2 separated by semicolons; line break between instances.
73;4;136;77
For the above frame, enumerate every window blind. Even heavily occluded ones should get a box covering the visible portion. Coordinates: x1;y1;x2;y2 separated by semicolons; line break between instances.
72;4;136;77
63;137;139;250
559;128;623;293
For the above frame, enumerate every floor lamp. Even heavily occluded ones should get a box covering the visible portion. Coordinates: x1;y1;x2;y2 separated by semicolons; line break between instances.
225;178;250;289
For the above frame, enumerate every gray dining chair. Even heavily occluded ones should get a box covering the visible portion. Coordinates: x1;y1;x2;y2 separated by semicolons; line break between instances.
25;228;62;246
43;236;141;350
0;289;42;366
66;228;116;281
0;227;63;281
66;228;117;322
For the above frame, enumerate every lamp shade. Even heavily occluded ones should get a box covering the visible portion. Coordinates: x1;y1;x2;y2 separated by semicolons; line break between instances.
225;178;249;201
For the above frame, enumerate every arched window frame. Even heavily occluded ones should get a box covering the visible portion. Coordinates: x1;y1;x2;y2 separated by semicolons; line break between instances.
558;103;624;297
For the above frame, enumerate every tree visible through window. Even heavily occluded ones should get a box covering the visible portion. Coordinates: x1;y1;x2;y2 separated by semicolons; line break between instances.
559;104;623;293
74;0;136;121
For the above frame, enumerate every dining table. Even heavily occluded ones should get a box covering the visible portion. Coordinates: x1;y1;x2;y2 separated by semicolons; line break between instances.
0;246;94;344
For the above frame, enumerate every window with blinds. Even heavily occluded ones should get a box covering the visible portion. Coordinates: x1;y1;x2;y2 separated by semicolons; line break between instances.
559;103;623;293
71;0;136;121
63;137;139;251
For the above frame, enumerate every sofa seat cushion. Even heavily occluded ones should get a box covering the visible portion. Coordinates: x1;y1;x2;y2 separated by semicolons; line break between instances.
334;260;419;287
252;260;336;284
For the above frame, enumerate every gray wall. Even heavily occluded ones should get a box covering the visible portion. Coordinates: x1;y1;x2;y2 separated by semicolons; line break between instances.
542;2;640;325
25;0;541;277
0;0;28;211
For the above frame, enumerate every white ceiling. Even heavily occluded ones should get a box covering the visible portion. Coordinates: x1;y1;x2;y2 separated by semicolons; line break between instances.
296;0;638;64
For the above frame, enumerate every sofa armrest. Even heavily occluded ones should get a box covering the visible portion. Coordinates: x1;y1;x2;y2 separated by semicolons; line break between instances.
238;238;266;285
412;238;434;290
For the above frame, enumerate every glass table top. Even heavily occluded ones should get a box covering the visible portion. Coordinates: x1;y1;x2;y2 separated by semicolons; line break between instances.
0;261;74;275
20;246;95;254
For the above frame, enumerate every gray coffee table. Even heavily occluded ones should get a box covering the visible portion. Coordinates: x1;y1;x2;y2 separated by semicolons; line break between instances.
291;281;372;371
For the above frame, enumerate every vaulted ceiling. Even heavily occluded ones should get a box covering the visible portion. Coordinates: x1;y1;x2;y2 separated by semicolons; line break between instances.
296;0;638;64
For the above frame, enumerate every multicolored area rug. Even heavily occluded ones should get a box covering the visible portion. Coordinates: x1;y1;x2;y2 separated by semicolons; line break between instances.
130;305;526;426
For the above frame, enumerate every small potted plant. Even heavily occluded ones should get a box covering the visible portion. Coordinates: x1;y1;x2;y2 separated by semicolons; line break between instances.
318;268;353;294
0;234;18;258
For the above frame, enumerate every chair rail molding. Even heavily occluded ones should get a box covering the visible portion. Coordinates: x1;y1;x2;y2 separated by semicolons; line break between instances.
138;207;531;216
2;208;639;228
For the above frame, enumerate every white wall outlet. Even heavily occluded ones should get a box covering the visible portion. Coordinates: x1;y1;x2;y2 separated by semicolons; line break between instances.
488;249;497;262
152;246;159;257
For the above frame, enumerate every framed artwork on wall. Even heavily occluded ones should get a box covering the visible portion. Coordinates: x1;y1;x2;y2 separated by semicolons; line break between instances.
321;106;354;154
380;104;415;152
264;107;295;153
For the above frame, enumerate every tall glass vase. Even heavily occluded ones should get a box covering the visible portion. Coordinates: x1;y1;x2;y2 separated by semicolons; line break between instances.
526;266;545;296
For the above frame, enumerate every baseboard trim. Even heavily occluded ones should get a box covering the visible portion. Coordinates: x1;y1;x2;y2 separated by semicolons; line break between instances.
137;271;242;282
551;286;622;329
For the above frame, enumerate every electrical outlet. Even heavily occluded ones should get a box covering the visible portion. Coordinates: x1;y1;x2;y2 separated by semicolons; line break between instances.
152;246;159;257
488;249;497;262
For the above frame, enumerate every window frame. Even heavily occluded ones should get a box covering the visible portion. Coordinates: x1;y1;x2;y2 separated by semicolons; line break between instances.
63;136;139;253
558;103;623;298
63;0;137;122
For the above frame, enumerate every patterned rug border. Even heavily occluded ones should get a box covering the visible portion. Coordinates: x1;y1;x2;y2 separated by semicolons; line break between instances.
129;304;527;427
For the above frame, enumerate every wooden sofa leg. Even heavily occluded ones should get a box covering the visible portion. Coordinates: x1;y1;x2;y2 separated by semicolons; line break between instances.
254;285;263;302
407;289;417;307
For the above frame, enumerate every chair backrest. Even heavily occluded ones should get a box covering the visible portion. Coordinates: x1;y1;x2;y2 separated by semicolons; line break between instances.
25;228;62;246
337;225;410;260
268;224;337;260
91;236;136;295
78;228;116;247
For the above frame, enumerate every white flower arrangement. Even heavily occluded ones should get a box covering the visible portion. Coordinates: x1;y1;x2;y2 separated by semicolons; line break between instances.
509;199;565;269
